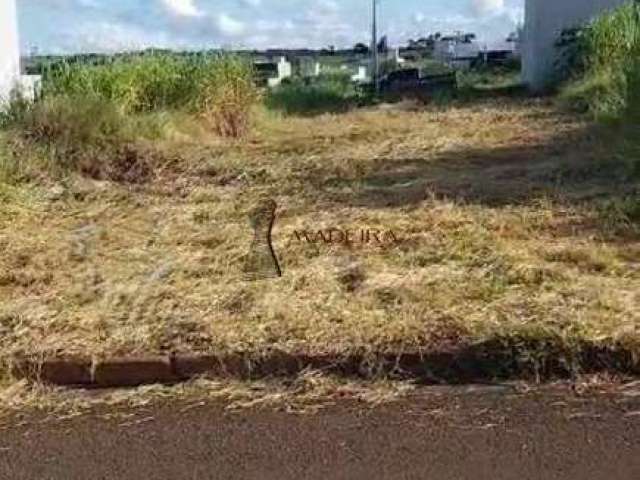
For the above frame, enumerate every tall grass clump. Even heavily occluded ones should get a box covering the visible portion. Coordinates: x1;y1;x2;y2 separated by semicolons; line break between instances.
559;2;640;198
0;53;260;181
0;94;165;182
40;52;259;137
560;1;640;120
194;55;259;138
43;55;188;113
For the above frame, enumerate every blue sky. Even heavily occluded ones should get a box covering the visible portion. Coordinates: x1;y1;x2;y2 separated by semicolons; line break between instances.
17;0;524;54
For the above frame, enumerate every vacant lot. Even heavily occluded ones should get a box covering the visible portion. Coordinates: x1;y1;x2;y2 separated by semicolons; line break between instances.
1;97;639;379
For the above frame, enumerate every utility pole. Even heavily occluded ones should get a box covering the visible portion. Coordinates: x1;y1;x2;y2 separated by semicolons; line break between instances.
371;0;379;94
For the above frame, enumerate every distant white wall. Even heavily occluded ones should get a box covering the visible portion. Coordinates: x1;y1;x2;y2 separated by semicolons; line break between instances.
0;0;21;104
351;66;369;83
267;57;292;87
434;40;479;64
523;0;627;91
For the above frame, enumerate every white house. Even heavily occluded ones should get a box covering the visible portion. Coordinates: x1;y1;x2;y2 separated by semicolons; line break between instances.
434;34;481;67
267;57;293;88
0;0;41;107
523;0;627;91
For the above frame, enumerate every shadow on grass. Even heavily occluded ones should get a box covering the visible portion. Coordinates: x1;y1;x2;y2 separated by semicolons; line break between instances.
457;83;530;102
286;116;640;244
11;333;638;387
230;336;640;384
308;120;633;202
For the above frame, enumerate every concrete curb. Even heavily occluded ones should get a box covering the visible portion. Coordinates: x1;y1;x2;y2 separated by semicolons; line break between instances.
8;353;352;388
6;344;640;388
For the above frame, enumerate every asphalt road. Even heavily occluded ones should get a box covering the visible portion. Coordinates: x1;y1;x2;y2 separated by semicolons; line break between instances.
1;384;639;480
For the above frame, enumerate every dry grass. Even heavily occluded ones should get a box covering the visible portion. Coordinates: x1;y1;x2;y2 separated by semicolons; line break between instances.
0;98;639;375
0;373;415;421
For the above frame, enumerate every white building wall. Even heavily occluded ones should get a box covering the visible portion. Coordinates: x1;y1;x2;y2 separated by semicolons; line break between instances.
267;57;293;87
0;0;21;104
523;0;627;91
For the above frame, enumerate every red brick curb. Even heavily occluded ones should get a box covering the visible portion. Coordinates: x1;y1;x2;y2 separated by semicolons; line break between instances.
9;356;193;387
10;358;93;386
6;352;418;387
7;353;333;387
93;357;176;387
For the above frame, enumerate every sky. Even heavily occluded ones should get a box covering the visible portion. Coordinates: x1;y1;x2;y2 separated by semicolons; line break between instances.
17;0;524;55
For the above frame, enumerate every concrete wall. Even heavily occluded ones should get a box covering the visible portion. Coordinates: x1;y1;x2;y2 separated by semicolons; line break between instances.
0;0;20;104
523;0;627;91
267;57;293;88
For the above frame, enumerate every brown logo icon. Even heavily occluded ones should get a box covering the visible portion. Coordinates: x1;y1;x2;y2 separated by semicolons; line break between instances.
243;199;282;281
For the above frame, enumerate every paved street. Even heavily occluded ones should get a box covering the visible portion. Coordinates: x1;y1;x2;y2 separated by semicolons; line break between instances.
1;385;639;480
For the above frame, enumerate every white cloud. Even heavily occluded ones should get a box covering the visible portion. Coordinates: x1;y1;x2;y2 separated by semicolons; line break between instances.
470;0;504;16
411;12;426;25
77;0;100;7
280;0;355;48
161;0;203;18
314;0;339;15
57;21;174;53
24;0;523;54
216;13;246;36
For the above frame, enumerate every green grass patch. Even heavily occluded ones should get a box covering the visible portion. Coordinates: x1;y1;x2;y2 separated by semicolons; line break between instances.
560;1;640;120
558;2;640;179
40;53;257;115
265;73;370;116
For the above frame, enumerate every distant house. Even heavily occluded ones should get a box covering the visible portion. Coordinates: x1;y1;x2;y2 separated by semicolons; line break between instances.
268;57;293;87
433;32;518;70
479;38;521;67
522;0;627;91
254;61;279;87
253;57;293;88
433;33;479;67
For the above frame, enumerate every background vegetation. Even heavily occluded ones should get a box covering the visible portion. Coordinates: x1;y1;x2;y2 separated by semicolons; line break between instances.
265;72;369;116
0;53;259;182
556;0;640;197
560;1;640;121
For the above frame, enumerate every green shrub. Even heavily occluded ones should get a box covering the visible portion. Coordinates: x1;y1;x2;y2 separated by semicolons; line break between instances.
17;95;126;148
265;73;368;115
559;69;626;117
584;2;640;74
560;1;640;120
566;2;640;177
598;195;640;232
416;59;453;76
0;94;164;181
0;91;33;129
